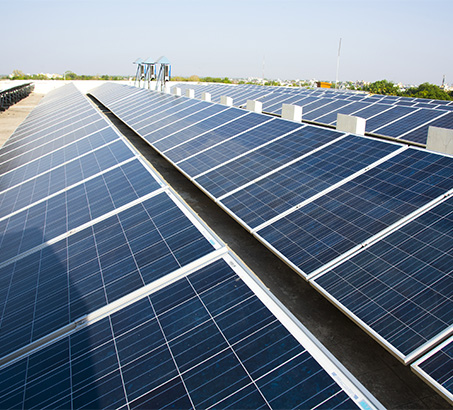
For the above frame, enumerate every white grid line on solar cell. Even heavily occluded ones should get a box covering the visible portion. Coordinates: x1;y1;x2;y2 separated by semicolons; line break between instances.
191;122;306;182
137;102;219;141
0;109;102;160
397;110;450;140
0;117;107;167
213;128;343;202
0;156;139;224
161;110;249;155
5;100;92;143
129;98;203;130
174;115;273;166
308;193;453;362
251;144;408;234
110;92;172;121
151;106;233;150
370;107;422;134
411;335;453;405
0;252;381;409
0;138;127;196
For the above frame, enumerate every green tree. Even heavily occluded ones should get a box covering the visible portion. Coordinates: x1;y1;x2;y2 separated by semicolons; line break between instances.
362;80;400;96
403;82;452;100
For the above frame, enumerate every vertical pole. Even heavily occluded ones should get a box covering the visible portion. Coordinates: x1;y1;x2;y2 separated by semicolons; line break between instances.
335;38;342;89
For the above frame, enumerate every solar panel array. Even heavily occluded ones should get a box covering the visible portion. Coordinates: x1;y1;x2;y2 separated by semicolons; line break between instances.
0;83;381;408
172;82;453;145
90;82;453;399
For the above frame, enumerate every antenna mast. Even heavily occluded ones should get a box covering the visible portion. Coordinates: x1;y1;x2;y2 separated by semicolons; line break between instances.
335;38;342;89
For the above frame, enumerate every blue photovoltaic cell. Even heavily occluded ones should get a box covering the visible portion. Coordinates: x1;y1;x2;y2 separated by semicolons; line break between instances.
194;125;340;198
314;101;369;125
0;192;216;358
132;99;202;135
403;112;453;145
349;103;392;121
313;197;453;359
0;140;134;218
0;258;357;409
0;119;109;175
0;111;103;161
154;107;241;152
258;148;453;276
0;159;162;264
303;100;352;122
138;100;210;142
145;104;228;146
415;337;453;399
221;136;399;229
372;109;444;138
164;111;267;165
0;127;120;189
366;106;415;133
175;117;299;178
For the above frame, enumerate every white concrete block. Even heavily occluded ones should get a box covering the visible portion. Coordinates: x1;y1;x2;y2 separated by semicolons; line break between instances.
164;86;172;94
185;89;195;98
336;113;366;135
246;100;262;114
202;92;211;102
220;96;233;106
172;87;181;96
282;104;302;122
426;126;453;156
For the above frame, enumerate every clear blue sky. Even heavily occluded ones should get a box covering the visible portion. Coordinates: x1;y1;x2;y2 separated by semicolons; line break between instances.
2;0;452;85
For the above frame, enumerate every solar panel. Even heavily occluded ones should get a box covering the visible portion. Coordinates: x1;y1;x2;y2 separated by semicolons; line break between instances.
366;106;415;133
0;140;135;218
0;255;380;409
0;158;164;264
372;109;446;139
194;124;338;199
0;190;219;358
256;148;453;278
219;135;401;230
0;127;120;189
403;112;453;145
165;112;269;166
312;196;453;363
412;336;453;405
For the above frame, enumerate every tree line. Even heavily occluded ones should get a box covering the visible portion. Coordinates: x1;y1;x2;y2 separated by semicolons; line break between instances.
361;79;453;101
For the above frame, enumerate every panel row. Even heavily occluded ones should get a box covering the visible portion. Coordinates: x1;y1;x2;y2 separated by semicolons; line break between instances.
89;83;453;388
0;84;381;408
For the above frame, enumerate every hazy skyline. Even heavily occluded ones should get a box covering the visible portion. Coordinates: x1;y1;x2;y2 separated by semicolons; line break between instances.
2;0;452;85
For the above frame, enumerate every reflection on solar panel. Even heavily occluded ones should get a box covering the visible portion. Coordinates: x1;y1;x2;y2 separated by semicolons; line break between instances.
219;136;400;229
89;82;453;399
0;255;380;409
0;84;381;408
312;196;453;363
412;336;453;405
257;148;453;279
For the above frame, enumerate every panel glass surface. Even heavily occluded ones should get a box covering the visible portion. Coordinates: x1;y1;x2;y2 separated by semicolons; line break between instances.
0;127;120;190
0;258;359;409
165;112;268;165
221;136;399;229
258;148;453;277
313;197;453;359
194;125;339;198
0;140;134;218
413;336;453;401
0;192;216;358
0;159;162;264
